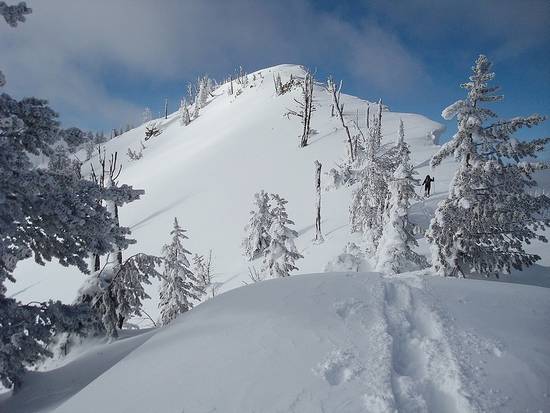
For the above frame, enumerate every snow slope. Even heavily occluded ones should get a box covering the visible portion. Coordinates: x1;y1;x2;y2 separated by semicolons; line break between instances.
4;271;549;413
10;64;548;315
8;64;451;318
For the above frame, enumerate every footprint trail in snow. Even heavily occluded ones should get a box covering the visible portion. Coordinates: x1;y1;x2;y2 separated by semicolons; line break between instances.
326;273;478;413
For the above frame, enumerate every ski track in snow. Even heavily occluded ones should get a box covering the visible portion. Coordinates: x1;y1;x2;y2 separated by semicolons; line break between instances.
326;273;480;413
382;276;476;413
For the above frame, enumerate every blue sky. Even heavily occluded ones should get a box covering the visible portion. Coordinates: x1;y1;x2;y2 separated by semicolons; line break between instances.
1;0;549;148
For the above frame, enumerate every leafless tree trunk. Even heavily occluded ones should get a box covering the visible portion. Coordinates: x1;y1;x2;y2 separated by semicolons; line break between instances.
366;105;370;130
314;160;324;243
285;69;315;148
164;98;168;120
91;149;123;268
327;77;354;162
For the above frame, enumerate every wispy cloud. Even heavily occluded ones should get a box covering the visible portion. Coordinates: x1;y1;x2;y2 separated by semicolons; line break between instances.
0;0;428;129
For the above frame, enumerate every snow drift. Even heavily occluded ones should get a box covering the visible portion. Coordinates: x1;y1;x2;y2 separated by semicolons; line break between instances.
4;271;549;413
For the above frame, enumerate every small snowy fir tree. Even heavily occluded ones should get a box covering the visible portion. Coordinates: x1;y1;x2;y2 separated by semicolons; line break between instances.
159;218;202;325
376;125;427;274
193;96;200;119
261;194;303;278
242;190;273;260
192;251;212;294
48;144;81;178
76;252;162;337
0;297;94;390
324;242;363;273
197;76;209;109
427;55;549;277
349;116;390;251
180;98;191;126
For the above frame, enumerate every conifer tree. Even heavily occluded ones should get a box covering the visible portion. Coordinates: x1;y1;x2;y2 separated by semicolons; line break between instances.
349;116;389;251
48;144;81;178
273;73;283;95
180;99;190;126
261;194;303;278
427;55;549;277
197;76;209;109
376;125;427;273
193;96;200;119
159;218;202;325
1;3;142;387
192;251;213;294
242;190;273;260
77;253;162;337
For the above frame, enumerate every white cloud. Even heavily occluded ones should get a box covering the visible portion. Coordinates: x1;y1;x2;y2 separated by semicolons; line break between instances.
0;0;428;129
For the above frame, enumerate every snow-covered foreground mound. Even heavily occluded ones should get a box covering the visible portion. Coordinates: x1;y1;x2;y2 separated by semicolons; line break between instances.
4;271;549;413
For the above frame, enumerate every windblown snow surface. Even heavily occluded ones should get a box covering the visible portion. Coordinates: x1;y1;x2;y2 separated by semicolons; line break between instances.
2;65;549;412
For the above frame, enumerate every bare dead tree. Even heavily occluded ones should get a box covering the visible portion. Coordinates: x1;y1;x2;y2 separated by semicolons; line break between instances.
144;122;161;140
247;266;265;283
314;160;324;243
90;149;123;267
108;152;123;265
164;98;168;120
228;75;234;95
187;82;196;103
89;146;106;272
366;105;370;130
273;73;283;95
327;76;354;162
285;69;315;147
280;75;297;94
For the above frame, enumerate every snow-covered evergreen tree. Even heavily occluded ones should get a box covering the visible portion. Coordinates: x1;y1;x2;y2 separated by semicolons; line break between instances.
79;253;162;337
376;126;427;274
0;82;143;297
180;99;191;126
159;218;202;325
48;144;81;178
197;77;208;109
0;297;94;390
349;117;389;251
0;1;31;27
0;4;145;387
192;251;212;295
242;190;273;260
261;194;303;278
193;96;200;119
0;1;30;88
427;55;550;277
